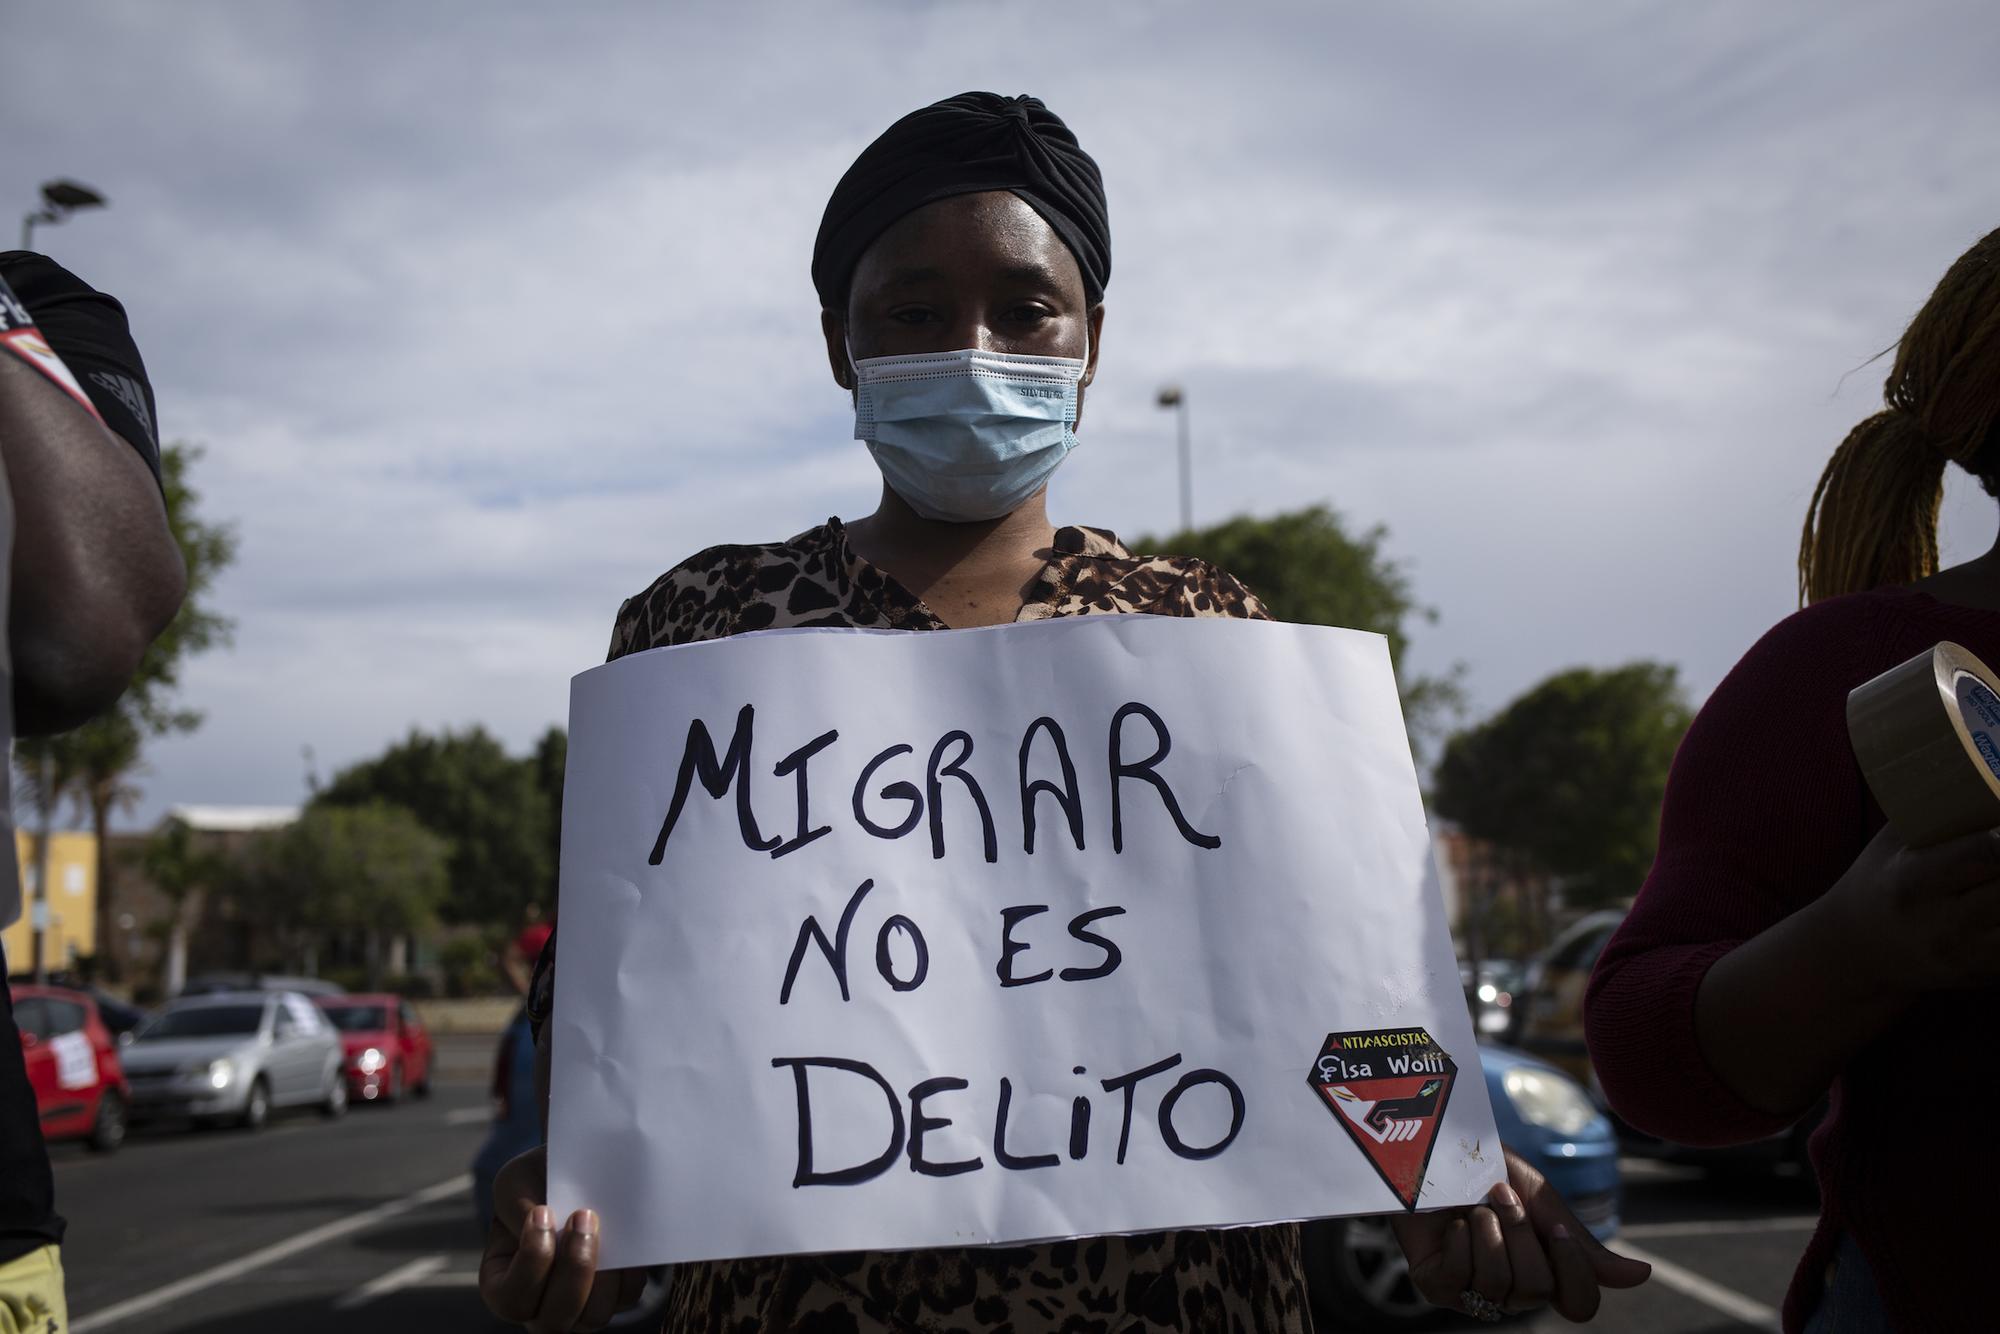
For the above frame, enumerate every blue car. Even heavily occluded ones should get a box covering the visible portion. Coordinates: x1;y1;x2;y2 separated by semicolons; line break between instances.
1302;1042;1621;1329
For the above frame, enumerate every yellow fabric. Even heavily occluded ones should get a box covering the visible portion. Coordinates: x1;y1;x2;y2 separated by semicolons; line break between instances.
0;1245;66;1334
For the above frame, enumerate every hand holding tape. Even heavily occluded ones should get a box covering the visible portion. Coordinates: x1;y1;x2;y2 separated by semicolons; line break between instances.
1848;642;2000;846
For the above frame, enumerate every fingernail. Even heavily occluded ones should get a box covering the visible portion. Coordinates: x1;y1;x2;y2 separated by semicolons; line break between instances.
574;1209;599;1237
530;1205;553;1231
1488;1182;1525;1220
1552;1223;1571;1241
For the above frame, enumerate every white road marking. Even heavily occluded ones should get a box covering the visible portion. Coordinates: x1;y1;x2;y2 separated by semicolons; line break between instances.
1622;1215;1818;1240
69;1175;469;1333
1617;1242;1781;1331
443;1106;491;1125
332;1254;449;1310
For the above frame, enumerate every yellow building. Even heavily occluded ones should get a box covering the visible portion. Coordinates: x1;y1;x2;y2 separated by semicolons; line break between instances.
5;831;98;975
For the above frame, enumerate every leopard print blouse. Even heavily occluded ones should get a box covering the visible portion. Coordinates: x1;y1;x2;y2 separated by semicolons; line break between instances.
533;518;1311;1334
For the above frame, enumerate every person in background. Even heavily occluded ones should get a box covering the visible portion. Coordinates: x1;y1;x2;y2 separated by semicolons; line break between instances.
478;92;1647;1334
1587;225;2000;1331
502;904;554;999
0;251;184;1334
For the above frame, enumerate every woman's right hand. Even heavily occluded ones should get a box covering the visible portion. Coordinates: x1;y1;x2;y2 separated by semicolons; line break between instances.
479;1146;648;1332
1818;823;2000;996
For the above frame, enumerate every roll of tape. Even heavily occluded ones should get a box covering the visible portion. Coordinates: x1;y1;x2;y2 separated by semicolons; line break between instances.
1847;641;2000;846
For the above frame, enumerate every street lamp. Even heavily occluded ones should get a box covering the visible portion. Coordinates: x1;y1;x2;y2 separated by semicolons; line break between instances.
21;178;108;251
1156;384;1192;534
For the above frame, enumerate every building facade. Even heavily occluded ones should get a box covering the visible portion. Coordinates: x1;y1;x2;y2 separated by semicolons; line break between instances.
5;829;98;977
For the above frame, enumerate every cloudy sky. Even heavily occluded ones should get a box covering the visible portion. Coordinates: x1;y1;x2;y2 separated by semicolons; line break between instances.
7;1;2000;828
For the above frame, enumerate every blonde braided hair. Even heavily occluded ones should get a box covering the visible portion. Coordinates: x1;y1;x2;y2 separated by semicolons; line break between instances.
1800;226;2000;605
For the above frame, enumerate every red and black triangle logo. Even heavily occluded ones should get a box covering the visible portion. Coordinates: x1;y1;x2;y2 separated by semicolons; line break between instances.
1308;1028;1457;1210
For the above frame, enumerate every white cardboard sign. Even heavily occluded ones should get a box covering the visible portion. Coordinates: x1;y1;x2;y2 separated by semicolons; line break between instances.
549;615;1503;1269
51;1031;95;1091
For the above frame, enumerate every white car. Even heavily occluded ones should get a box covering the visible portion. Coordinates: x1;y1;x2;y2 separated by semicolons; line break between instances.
121;990;348;1130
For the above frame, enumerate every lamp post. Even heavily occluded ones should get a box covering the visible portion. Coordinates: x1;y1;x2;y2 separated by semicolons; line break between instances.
21;178;108;251
1156;385;1192;534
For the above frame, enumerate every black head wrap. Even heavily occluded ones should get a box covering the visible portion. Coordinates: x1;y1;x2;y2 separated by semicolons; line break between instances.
812;92;1109;312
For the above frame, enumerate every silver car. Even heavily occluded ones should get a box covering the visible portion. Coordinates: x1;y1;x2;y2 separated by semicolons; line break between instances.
121;990;348;1129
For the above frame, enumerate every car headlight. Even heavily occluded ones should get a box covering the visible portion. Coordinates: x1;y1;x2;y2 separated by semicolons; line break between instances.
1502;1066;1599;1137
356;1048;385;1074
206;1058;234;1090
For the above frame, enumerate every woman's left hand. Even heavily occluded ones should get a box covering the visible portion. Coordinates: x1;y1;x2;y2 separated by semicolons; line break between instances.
1390;1147;1651;1322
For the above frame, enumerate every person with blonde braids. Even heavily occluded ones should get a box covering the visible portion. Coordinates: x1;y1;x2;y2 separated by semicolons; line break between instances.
1588;226;2000;1332
1800;230;2000;602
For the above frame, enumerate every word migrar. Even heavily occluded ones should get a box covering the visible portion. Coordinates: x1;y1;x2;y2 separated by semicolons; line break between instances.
648;700;1225;866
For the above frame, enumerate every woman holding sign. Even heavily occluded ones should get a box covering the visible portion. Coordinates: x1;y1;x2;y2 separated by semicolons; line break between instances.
1588;227;2000;1331
479;93;1643;1333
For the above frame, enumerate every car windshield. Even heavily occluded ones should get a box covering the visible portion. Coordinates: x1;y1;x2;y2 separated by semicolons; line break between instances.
140;1005;264;1039
319;1005;390;1033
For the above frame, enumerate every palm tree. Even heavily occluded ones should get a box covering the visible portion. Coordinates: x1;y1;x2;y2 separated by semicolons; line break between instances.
14;716;144;982
68;714;144;981
140;820;221;998
12;734;81;980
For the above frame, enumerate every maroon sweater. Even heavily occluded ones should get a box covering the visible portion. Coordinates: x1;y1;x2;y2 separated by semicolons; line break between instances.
1587;587;2000;1333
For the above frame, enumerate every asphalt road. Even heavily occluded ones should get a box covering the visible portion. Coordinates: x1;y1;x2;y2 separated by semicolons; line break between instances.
52;1036;1818;1333
55;1034;505;1334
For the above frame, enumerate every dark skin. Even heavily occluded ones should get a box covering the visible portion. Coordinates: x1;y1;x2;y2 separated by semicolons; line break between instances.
1694;540;2000;1119
478;191;1647;1333
825;190;1103;630
0;350;185;735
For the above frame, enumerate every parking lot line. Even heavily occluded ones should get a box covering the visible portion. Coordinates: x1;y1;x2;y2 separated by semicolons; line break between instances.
1617;1243;1780;1331
69;1174;469;1333
1623;1215;1817;1240
332;1254;449;1310
443;1107;491;1126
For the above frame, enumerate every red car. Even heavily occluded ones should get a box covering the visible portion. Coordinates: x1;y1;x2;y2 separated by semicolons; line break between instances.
12;983;129;1152
315;994;433;1103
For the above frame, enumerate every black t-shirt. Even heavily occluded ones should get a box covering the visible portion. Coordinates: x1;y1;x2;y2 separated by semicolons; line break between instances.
0;250;162;1262
0;942;59;1261
0;250;163;480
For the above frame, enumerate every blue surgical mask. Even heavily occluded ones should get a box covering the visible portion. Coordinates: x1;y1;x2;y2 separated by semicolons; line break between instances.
851;342;1087;522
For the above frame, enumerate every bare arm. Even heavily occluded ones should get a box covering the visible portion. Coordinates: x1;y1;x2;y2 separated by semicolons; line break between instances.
1693;883;1899;1120
0;351;184;733
1695;825;2000;1119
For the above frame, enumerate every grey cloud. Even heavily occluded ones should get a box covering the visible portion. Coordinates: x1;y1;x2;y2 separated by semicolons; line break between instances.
7;0;2000;824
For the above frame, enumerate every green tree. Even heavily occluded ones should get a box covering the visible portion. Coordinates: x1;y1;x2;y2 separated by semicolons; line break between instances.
531;726;567;903
13;442;238;981
1431;662;1692;917
315;728;550;926
122;442;239;732
225;805;449;987
1140;506;1462;751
